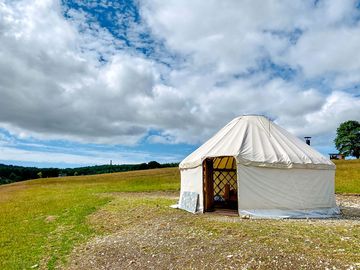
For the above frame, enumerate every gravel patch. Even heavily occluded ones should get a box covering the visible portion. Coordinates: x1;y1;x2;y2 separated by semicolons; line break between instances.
65;193;360;270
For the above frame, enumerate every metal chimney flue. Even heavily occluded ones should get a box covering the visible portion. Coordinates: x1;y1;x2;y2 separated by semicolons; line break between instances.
304;136;311;146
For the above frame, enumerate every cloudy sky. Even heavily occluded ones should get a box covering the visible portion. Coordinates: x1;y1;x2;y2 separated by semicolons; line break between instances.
0;0;360;168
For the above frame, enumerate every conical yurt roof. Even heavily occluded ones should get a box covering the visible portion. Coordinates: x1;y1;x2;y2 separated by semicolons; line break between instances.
179;115;335;170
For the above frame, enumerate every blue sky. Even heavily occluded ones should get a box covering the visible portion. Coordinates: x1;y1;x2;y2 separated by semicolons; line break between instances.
0;0;359;168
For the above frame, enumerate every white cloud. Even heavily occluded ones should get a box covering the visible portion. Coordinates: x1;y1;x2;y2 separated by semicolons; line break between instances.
0;144;180;166
139;0;360;145
142;0;300;75
0;0;359;157
284;91;360;136
285;28;360;79
0;0;157;144
0;145;109;165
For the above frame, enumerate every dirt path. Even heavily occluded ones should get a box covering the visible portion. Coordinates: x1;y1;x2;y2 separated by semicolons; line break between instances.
65;194;360;270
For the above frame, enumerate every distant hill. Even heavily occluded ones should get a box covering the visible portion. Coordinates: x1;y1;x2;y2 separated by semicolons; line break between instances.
0;161;179;185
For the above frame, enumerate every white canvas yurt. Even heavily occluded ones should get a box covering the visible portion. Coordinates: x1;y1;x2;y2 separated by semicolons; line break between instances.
179;115;339;218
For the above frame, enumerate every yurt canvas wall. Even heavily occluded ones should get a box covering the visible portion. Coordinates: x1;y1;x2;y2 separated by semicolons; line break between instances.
237;164;337;218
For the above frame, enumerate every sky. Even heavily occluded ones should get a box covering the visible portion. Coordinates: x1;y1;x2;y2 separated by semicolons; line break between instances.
0;0;360;168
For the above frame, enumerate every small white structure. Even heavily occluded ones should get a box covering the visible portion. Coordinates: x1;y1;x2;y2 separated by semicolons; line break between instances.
179;115;339;218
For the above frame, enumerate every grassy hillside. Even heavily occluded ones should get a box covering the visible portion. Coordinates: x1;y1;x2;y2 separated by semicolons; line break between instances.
0;161;179;185
0;160;359;269
0;168;179;270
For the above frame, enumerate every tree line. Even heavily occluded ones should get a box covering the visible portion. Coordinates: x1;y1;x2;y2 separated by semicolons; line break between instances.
0;161;179;185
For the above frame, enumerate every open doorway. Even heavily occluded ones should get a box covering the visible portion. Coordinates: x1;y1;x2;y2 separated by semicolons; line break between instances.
203;156;238;212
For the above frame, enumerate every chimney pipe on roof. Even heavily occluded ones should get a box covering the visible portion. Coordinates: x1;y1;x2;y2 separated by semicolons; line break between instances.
304;137;311;145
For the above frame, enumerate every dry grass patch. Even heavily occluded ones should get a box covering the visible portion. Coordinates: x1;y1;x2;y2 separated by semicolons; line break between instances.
66;193;360;270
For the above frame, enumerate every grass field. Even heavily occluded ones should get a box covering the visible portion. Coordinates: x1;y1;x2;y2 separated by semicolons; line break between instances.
334;159;360;194
0;169;179;270
0;160;359;269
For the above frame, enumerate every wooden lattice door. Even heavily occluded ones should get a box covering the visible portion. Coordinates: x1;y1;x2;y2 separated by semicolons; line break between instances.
203;157;238;211
213;167;238;209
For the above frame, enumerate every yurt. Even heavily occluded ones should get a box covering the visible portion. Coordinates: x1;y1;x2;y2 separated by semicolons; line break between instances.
179;115;339;218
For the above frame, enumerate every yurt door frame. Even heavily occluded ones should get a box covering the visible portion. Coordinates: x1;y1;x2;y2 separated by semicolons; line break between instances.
203;158;214;211
203;156;238;212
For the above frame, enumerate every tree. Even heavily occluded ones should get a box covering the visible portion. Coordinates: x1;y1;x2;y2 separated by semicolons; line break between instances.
148;161;161;169
9;172;21;181
334;120;360;159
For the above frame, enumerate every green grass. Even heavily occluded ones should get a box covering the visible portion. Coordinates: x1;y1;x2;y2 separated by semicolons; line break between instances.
334;159;360;194
0;168;179;270
0;160;359;269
